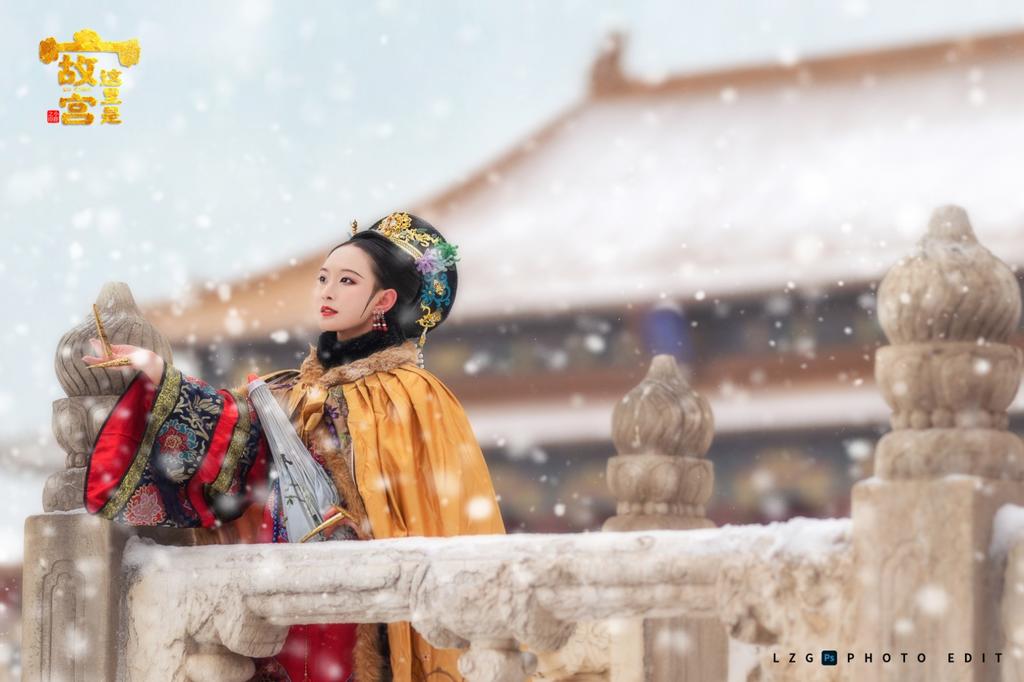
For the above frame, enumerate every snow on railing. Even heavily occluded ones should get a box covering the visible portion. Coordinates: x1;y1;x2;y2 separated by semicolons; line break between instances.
119;518;851;681
22;203;1024;682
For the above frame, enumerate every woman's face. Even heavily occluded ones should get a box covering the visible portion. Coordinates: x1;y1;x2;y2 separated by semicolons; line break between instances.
314;244;397;340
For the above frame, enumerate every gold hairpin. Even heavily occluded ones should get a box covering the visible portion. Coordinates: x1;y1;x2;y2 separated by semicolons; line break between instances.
92;304;114;357
350;219;358;236
87;305;132;369
88;357;132;369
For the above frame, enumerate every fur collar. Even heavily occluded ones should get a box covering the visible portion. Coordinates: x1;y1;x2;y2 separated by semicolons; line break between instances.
316;327;406;369
298;339;420;387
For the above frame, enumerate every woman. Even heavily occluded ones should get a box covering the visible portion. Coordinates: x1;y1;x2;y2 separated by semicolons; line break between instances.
81;212;506;681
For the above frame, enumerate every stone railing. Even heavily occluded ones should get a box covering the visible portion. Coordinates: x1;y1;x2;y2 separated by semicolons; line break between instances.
119;518;849;681
20;204;1024;682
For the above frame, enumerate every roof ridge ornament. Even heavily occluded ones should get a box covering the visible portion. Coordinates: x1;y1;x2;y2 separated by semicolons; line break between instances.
589;31;630;98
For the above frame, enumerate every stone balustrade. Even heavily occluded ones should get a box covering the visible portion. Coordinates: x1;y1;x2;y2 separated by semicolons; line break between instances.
20;203;1024;682
119;517;850;681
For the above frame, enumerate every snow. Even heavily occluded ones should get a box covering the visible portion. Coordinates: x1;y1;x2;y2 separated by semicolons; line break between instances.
914;584;951;617
755;516;851;560
654;624;693;656
122;515;851;569
467;381;891;446
991;504;1024;560
50;524;817;678
843;438;873;462
466;496;495;521
438;55;1024;318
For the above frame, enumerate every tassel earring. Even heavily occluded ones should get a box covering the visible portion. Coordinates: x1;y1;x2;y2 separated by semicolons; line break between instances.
371;310;388;332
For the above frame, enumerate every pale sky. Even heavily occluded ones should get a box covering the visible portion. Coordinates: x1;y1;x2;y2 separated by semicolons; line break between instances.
2;0;1023;447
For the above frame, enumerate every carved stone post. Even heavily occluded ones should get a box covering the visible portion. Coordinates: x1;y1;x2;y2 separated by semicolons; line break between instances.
847;205;1024;681
21;282;174;681
534;621;610;681
996;508;1024;682
603;354;727;681
458;638;539;682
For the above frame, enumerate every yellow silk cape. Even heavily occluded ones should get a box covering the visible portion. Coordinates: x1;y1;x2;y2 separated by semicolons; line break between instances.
209;341;511;680
319;360;506;680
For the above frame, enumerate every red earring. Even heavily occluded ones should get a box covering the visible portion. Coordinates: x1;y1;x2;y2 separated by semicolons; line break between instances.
372;310;388;332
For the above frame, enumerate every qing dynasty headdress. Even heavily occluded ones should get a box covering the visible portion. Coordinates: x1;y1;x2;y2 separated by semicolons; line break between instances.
352;211;460;354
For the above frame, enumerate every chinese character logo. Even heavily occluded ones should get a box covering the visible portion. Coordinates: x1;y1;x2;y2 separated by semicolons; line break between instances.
38;29;140;126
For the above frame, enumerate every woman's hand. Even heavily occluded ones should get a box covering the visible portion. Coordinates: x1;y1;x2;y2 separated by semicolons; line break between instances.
82;338;165;385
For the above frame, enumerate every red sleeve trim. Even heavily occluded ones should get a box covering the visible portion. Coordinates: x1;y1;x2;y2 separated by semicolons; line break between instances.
84;372;159;514
186;388;240;528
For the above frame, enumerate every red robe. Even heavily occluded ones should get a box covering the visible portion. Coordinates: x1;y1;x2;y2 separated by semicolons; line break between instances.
84;361;365;680
84;339;507;681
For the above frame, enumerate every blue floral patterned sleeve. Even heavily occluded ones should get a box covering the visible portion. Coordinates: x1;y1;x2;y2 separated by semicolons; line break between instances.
84;362;273;529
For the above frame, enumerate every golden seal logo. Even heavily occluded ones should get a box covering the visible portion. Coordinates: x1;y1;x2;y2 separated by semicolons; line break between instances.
38;28;140;126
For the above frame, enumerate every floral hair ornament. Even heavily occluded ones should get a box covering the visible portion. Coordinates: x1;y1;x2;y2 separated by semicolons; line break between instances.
372;211;460;360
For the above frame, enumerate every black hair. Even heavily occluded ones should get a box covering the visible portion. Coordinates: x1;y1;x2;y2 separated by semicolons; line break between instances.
326;214;458;341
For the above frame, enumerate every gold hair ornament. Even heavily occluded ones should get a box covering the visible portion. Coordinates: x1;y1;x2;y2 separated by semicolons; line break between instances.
372;212;460;352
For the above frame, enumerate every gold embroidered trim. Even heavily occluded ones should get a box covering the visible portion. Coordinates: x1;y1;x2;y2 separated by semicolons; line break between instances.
100;366;182;519
211;388;251;493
